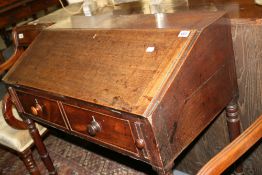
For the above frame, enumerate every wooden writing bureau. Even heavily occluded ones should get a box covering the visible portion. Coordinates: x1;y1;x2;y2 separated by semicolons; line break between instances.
2;12;240;174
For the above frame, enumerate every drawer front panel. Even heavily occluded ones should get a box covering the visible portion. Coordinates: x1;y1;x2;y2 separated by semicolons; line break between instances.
16;91;67;128
62;103;138;154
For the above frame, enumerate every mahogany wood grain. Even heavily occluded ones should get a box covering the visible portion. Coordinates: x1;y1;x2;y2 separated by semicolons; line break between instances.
2;91;45;175
197;115;262;175
63;103;139;155
148;14;237;170
23;118;57;175
2;93;27;129
11;86;161;165
19;148;41;175
226;99;243;174
2;12;238;174
16;91;68;129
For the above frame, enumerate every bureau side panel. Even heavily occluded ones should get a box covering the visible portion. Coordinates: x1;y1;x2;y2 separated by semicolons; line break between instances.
150;16;237;169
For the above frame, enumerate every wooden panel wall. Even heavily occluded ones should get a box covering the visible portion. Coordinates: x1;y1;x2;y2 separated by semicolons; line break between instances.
175;19;262;175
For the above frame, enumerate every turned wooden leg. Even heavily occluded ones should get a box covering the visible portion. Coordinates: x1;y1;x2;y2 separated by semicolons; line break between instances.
19;148;41;175
226;100;243;175
25;118;57;175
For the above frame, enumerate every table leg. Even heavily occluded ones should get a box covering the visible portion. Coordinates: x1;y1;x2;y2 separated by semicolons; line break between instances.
226;99;244;175
24;118;57;175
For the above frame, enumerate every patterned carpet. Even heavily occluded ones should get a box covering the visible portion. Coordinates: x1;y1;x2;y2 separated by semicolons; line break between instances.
0;131;158;175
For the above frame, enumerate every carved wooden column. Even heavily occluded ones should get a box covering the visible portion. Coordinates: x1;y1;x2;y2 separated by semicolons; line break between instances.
226;100;243;175
19;148;41;175
24;118;57;175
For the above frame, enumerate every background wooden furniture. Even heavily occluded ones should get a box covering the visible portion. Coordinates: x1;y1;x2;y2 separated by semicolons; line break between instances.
0;0;66;45
197;115;262;175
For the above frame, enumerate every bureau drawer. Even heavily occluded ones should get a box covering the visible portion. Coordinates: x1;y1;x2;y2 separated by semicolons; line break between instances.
16;91;67;129
62;103;139;155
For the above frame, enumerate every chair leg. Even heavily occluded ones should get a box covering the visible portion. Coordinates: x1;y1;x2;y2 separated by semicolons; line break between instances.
19;148;41;175
25;118;57;175
226;99;244;175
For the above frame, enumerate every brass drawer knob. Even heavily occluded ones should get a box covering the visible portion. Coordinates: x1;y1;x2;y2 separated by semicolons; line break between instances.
87;119;101;136
31;104;43;116
135;139;145;149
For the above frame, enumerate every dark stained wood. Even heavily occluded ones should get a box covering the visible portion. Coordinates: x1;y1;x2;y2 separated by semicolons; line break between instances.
23;117;57;175
16;90;68;129
197;115;262;175
2;12;239;174
0;0;59;46
4;11;230;116
226;99;243;174
2;93;27;129
12;86;159;165
0;0;64;45
63;102;139;154
19;148;41;175
1;91;45;175
148;14;237;170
